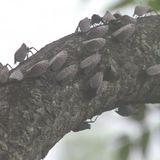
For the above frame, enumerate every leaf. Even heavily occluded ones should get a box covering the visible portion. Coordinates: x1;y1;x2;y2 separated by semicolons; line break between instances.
116;136;131;160
148;0;160;10
117;143;130;160
140;130;150;155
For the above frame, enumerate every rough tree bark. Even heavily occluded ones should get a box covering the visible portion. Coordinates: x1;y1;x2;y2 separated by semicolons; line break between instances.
0;15;160;160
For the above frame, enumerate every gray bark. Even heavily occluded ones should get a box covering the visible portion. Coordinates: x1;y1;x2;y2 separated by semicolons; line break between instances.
0;15;160;160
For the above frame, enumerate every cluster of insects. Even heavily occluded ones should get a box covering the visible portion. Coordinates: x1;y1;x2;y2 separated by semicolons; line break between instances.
75;5;158;33
0;5;159;131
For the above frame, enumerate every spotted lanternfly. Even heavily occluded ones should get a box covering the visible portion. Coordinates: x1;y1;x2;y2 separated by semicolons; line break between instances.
14;43;29;64
86;25;109;39
91;14;103;26
102;11;116;24
146;64;160;76
82;38;106;52
116;105;139;117
49;50;68;71
133;5;152;17
113;11;122;19
72;116;98;132
26;60;49;78
96;80;108;95
112;24;135;42
89;72;103;89
80;53;101;70
104;65;119;81
0;65;9;84
75;17;91;33
56;64;78;81
14;43;37;64
9;69;24;81
72;122;91;132
108;18;122;33
120;15;136;26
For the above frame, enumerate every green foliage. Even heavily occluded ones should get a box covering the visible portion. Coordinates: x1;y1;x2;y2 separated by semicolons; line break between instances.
117;143;130;160
79;0;160;10
140;129;150;155
116;136;131;160
148;0;160;10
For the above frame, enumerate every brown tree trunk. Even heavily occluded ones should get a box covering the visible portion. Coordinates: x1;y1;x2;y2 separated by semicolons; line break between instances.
0;15;160;160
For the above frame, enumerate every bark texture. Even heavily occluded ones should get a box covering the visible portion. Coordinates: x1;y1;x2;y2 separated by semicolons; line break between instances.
0;15;160;160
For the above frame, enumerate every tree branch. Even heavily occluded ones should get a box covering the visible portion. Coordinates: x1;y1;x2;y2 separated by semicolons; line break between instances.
0;15;160;160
